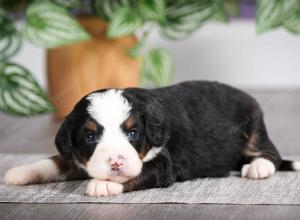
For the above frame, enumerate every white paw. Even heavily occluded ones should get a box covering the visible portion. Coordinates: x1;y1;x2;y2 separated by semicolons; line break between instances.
86;179;124;197
241;158;276;179
4;166;41;185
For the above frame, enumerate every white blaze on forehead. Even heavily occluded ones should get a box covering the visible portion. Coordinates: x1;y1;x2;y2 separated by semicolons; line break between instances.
87;89;131;126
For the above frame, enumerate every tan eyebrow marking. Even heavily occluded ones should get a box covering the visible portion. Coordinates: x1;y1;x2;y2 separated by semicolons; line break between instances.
123;115;136;129
85;120;98;132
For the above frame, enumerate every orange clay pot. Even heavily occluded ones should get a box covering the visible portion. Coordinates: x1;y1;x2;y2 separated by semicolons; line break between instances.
47;16;141;119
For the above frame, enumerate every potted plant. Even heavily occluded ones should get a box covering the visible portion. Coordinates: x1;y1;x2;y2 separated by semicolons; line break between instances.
0;0;299;118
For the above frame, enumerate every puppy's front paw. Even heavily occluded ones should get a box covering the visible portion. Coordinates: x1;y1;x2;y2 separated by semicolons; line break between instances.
5;166;42;185
241;158;275;179
86;179;123;197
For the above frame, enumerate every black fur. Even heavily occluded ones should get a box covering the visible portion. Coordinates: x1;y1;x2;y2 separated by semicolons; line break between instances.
55;81;293;192
55;97;96;160
55;115;74;160
122;81;283;191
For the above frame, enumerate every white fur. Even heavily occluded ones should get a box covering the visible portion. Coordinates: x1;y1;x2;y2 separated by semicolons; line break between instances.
86;179;123;197
5;158;60;185
292;161;300;171
241;158;276;179
142;147;162;162
87;90;131;127
86;90;142;183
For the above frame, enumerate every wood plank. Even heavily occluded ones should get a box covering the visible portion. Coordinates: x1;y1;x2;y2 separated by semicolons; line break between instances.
1;204;300;220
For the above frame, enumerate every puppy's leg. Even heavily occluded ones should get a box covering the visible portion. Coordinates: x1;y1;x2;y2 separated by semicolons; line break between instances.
5;155;87;185
123;151;175;193
241;116;281;179
86;179;124;197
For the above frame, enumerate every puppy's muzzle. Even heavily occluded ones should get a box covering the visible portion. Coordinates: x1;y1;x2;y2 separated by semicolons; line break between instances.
86;146;143;183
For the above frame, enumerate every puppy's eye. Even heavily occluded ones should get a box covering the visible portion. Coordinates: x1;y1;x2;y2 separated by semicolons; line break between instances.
85;132;97;144
126;129;139;140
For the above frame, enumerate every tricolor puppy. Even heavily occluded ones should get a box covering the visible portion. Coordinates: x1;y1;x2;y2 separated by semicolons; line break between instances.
5;81;300;196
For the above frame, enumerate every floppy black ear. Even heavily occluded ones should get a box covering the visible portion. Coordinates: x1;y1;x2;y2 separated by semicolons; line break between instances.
143;105;169;147
55;115;74;160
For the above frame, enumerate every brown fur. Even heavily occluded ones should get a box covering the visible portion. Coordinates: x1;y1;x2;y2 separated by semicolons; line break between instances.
123;176;141;192
138;144;153;160
51;155;89;181
85;120;98;132
51;155;70;174
243;132;262;158
123;115;136;129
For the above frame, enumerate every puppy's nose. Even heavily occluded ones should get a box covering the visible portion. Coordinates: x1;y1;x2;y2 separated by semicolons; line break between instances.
108;155;125;171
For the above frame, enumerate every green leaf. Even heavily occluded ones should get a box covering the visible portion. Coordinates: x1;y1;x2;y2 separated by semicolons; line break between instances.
141;48;174;87
0;63;55;116
160;0;218;40
127;29;149;58
284;10;300;34
23;0;91;48
127;42;142;58
211;4;229;22
53;0;83;9
0;10;22;61
138;0;166;22
107;6;143;38
256;0;299;34
92;0;133;21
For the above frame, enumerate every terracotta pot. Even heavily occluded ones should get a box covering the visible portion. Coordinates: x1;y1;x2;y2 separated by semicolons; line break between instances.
47;16;141;119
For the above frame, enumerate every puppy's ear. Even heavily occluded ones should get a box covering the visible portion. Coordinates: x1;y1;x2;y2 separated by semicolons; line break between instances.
143;106;169;147
55;115;74;160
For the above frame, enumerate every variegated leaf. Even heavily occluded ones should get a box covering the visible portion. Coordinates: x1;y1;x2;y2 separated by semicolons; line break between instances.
138;0;166;22
0;10;21;61
256;0;299;33
141;48;174;87
92;0;133;21
160;0;217;39
107;6;143;38
23;0;90;48
0;63;55;116
284;10;300;34
53;0;83;9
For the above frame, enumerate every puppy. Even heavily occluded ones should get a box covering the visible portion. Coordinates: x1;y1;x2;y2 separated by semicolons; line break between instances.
5;81;300;197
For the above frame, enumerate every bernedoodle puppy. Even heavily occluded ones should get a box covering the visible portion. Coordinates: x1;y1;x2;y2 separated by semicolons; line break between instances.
5;81;300;196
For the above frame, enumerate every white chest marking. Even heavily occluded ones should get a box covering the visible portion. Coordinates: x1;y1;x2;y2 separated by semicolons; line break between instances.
142;147;162;162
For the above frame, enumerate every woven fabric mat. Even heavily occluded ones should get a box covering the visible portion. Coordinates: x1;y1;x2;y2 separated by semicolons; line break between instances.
0;154;300;204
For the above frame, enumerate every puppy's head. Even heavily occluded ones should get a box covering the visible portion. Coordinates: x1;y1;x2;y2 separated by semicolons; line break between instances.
55;89;168;183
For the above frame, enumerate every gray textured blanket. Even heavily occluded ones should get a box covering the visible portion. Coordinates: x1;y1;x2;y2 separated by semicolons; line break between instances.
0;154;299;204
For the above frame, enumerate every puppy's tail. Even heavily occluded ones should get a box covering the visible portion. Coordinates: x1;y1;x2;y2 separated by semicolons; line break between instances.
278;159;300;171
